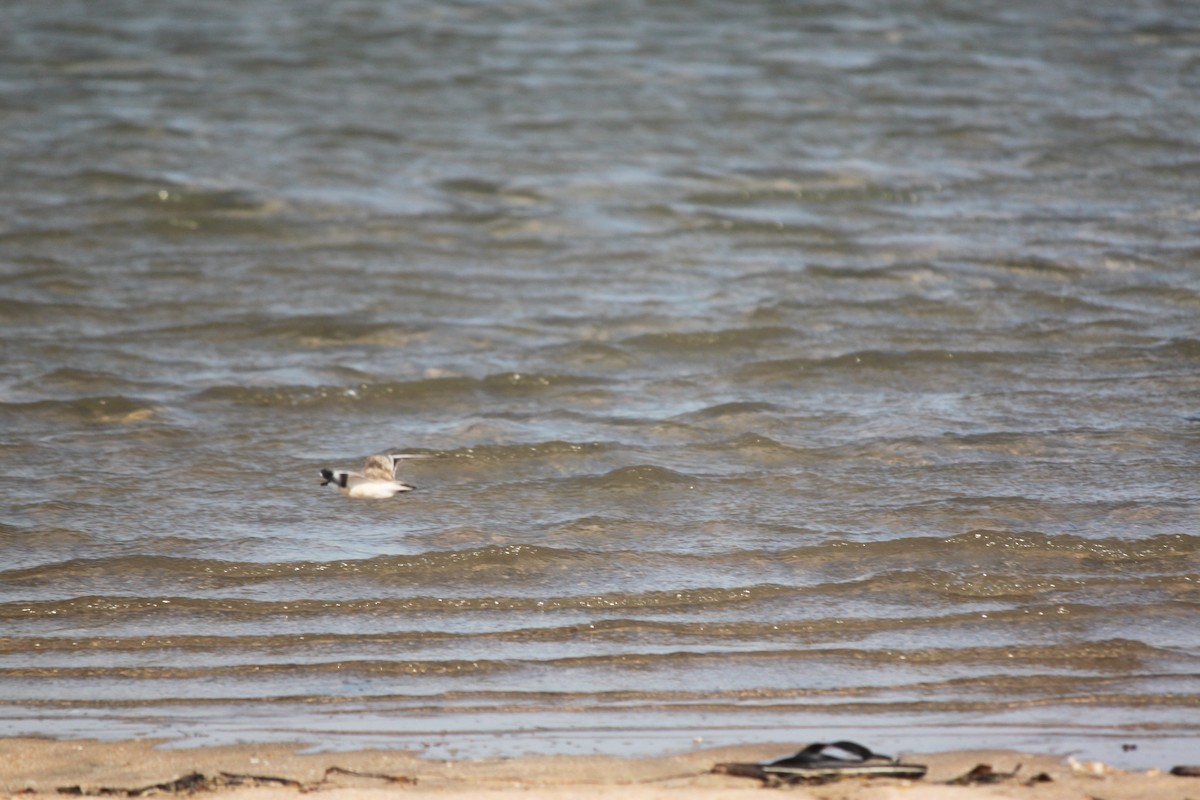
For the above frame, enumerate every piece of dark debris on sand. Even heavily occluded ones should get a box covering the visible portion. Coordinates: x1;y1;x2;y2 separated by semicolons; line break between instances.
948;763;1019;785
55;767;415;796
947;763;1054;786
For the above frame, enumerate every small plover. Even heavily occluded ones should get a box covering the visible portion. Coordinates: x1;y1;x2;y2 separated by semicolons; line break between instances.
319;454;427;499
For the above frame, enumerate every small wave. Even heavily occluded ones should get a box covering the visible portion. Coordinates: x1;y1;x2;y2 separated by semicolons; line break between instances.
156;315;426;348
940;530;1200;562
685;182;920;207
572;464;700;490
684;433;810;465
444;440;611;462
196;378;470;407
678;401;783;421
78;167;172;189
804;263;937;281
0;544;588;586
58;59;190;81
1143;336;1200;360
690;213;842;239
195;372;605;409
734;348;1026;382
994;255;1087;279
141;185;276;215
0;296;102;323
20;367;131;393
474;637;1170;673
3;395;159;424
0;583;800;623
12;369;169;406
294;123;407;145
253;315;427;347
479;371;605;396
0;657;514;681
438;177;545;205
622;326;794;354
775;531;1200;577
538;341;636;369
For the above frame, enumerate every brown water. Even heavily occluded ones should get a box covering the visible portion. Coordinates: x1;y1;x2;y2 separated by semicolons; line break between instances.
2;0;1199;770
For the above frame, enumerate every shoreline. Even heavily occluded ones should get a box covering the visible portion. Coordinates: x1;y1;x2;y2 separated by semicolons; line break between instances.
2;737;1197;800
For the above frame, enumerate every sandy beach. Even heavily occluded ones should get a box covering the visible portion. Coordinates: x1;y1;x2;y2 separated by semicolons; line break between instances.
2;738;1196;800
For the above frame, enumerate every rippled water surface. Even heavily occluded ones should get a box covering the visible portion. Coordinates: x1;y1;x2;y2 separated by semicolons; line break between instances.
2;0;1199;769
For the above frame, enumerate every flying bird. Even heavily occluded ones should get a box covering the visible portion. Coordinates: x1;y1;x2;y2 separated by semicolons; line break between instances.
319;453;428;499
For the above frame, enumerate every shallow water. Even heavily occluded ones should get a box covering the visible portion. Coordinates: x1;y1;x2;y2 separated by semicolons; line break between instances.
2;0;1199;770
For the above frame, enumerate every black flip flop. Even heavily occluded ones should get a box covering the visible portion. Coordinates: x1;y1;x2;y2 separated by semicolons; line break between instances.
715;740;927;784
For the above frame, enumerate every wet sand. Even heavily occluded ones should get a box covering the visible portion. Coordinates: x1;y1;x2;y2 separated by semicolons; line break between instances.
2;737;1196;800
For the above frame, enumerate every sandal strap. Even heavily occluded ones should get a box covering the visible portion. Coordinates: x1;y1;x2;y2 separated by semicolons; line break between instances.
769;741;890;768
